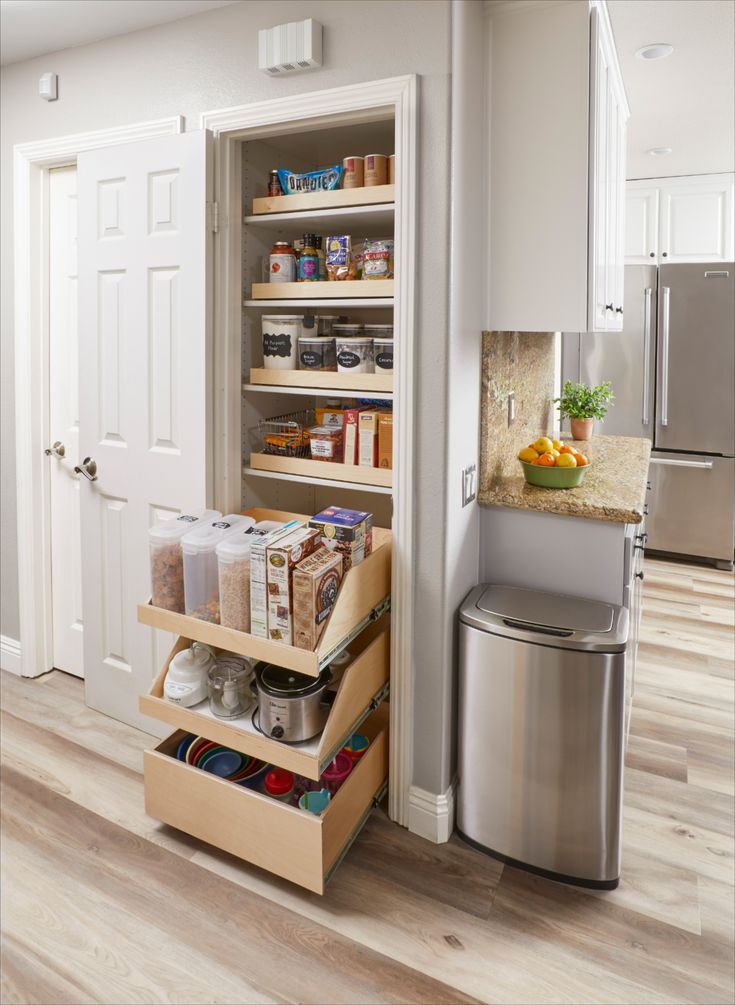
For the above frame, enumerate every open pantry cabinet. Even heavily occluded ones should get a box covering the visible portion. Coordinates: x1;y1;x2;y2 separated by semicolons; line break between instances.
137;77;417;893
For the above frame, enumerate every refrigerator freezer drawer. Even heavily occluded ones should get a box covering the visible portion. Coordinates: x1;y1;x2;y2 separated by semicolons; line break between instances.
647;453;735;563
457;623;625;886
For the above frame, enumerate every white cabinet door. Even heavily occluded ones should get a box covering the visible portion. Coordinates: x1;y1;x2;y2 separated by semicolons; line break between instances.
625;183;659;264
589;6;610;332
660;175;735;263
605;82;625;331
77;130;212;730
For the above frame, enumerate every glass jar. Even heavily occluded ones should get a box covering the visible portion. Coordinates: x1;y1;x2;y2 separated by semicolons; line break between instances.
207;656;254;719
269;241;296;284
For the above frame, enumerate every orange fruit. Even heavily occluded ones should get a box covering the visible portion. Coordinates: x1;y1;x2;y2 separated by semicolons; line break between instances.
535;452;557;467
558;444;577;455
574;451;589;466
556;453;577;468
518;447;539;462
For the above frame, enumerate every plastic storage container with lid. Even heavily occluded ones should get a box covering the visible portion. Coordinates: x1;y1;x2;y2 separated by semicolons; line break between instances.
217;519;284;632
182;514;255;622
261;315;302;370
263;768;295;803
207;654;255;719
298;336;337;371
332;322;364;339
149;509;221;613
363;324;393;338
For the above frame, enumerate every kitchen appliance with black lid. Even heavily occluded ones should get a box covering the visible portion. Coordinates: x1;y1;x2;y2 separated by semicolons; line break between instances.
252;663;333;742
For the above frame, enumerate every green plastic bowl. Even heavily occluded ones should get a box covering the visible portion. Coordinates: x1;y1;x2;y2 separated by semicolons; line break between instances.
519;458;590;489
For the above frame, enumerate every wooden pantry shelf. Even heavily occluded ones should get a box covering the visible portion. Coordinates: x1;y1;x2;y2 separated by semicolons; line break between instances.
248;368;393;394
251;185;394;216
250;280;394;301
244;298;393;309
249;452;393;489
139;619;390;780
138;510;392;678
244;202;394;236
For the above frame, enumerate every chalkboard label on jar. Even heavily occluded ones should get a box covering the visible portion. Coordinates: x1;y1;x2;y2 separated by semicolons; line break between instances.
376;351;393;370
337;349;360;369
300;350;321;369
263;332;293;359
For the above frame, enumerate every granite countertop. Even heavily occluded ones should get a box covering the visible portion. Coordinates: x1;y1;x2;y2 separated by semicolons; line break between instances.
478;434;652;524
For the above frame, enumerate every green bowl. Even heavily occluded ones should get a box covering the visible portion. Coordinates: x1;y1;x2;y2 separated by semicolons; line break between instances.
519;458;589;488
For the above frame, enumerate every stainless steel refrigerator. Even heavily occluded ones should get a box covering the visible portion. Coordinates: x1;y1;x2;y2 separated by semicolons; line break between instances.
562;263;735;569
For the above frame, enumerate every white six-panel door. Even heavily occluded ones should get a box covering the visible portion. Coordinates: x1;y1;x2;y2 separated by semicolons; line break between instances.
77;130;212;729
49;165;84;678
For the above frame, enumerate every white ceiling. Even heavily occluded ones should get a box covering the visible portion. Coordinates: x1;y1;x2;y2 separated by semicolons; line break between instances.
0;0;241;66
608;0;735;179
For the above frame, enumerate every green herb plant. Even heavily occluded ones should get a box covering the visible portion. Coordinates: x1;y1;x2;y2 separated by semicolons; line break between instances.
553;380;615;421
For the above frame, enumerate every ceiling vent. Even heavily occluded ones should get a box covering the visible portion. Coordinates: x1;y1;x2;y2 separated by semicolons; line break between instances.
258;19;323;75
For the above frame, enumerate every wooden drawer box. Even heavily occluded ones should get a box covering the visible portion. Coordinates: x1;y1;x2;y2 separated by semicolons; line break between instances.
144;706;388;894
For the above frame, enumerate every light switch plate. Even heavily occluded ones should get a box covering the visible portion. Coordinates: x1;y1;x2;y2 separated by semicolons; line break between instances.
462;464;477;507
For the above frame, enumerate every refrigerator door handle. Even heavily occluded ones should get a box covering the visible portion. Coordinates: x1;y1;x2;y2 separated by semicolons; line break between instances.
650;458;714;470
660;286;671;426
642;288;652;425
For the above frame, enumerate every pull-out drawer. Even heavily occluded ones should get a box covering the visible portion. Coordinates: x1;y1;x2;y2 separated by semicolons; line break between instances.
144;705;388;895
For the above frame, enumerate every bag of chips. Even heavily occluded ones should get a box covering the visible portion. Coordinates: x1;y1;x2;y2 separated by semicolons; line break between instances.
326;236;357;281
277;165;343;195
362;238;394;280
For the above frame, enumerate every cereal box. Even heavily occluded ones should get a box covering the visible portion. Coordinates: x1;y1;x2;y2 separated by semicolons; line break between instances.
293;547;344;650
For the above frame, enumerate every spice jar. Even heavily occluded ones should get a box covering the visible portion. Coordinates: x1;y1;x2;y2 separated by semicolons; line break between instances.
268;169;283;197
269;241;296;284
207;655;254;719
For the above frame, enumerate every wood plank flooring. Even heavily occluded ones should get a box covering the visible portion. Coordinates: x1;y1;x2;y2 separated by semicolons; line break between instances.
1;556;733;1004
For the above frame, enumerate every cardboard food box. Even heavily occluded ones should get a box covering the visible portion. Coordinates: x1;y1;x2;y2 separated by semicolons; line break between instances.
293;547;344;650
342;406;368;465
377;412;393;469
249;521;301;638
358;411;380;467
309;507;373;571
316;405;344;428
266;526;320;644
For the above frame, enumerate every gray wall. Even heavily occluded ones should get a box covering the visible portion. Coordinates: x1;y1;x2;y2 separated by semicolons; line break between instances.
1;0;459;800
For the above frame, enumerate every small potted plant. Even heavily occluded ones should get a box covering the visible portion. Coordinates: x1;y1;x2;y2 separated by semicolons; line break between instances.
553;380;615;441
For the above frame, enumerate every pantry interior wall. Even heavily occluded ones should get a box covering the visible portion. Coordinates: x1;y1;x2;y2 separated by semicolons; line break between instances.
2;1;460;806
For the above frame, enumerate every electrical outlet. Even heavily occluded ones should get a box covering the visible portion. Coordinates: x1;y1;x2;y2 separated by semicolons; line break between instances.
462;464;477;507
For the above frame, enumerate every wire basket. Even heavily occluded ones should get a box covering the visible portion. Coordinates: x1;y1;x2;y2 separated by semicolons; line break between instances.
251;408;316;458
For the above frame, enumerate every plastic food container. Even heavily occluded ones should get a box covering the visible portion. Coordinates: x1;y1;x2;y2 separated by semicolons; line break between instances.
298;336;337;372
217;519;284;631
364;154;388;186
149;509;221;613
336;337;374;374
320;752;353;794
262;315;302;370
333;322;364;339
364;324;393;339
342;733;370;761
299;789;331;814
182;514;255;622
207;655;254;719
309;425;343;462
342;156;364;189
263;768;295;803
373;337;394;371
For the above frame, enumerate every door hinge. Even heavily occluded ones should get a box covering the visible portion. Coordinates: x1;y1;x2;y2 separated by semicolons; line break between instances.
208;201;219;234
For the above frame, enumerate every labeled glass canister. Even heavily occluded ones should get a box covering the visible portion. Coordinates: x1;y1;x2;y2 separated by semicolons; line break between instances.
269;241;296;283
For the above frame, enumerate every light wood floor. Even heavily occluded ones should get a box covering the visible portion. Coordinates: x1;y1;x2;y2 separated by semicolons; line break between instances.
1;557;733;1005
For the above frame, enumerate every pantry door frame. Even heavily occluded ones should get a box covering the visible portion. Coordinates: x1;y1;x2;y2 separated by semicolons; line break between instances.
201;75;418;827
13;116;183;678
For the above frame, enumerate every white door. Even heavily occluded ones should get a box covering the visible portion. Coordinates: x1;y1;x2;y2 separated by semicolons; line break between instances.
48;165;84;678
660;174;735;263
77;130;212;729
589;7;610;332
625;183;659;264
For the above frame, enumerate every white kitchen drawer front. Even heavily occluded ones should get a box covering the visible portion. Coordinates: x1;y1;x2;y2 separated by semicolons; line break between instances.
144;705;389;894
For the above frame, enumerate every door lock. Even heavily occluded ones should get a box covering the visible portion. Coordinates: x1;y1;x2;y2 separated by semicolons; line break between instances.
44;441;65;459
74;457;98;482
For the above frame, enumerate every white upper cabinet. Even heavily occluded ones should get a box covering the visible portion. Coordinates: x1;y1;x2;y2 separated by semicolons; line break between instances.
626;174;734;265
488;0;628;333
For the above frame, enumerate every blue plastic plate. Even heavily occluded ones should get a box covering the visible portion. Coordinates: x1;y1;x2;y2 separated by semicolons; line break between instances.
176;734;196;761
201;749;244;778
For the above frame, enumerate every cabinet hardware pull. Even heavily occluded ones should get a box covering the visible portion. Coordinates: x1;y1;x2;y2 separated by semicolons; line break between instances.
660;286;670;426
649;457;714;469
642;288;652;426
605;303;614;311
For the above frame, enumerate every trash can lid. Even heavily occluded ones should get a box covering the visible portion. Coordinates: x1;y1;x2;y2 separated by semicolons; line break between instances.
459;585;628;653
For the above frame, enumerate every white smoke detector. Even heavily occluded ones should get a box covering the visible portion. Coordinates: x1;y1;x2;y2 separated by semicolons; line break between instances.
258;19;323;75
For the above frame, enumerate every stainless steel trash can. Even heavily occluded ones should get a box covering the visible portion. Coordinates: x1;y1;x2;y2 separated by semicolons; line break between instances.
458;584;629;889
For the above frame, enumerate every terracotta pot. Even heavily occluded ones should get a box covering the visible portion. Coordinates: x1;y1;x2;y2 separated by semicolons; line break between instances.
570;417;594;441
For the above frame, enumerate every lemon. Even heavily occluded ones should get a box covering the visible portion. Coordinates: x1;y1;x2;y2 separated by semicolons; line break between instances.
533;436;553;454
556;453;577;468
552;439;563;450
518;447;539;462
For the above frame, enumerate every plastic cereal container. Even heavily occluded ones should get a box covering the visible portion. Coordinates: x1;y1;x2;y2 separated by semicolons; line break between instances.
182;514;255;623
148;509;221;613
217;519;283;632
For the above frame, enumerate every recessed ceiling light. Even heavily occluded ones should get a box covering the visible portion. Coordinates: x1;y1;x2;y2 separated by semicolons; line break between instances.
647;147;673;156
636;43;674;60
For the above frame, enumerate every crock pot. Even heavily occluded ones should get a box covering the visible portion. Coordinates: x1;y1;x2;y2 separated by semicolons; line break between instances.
252;663;332;742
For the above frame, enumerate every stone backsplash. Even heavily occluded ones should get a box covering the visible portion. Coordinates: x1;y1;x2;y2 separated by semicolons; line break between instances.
479;330;557;496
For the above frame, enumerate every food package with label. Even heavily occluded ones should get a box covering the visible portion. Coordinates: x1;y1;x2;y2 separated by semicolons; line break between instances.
362;238;394;280
325;235;357;281
358;411;380;467
315;404;345;428
266;527;321;644
308;425;343;462
309;507;373;572
378;412;393;469
249;521;302;638
342;406;369;465
277;165;343;195
293;547;344;650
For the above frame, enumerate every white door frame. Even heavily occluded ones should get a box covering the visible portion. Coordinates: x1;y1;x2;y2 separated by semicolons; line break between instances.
201;74;417;827
13;116;183;679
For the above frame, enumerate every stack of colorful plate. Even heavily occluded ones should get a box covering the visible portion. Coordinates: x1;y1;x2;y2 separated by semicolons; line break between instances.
176;734;267;785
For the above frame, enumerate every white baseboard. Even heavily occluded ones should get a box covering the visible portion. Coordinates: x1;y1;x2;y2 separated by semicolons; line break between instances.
407;782;456;844
0;635;22;675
